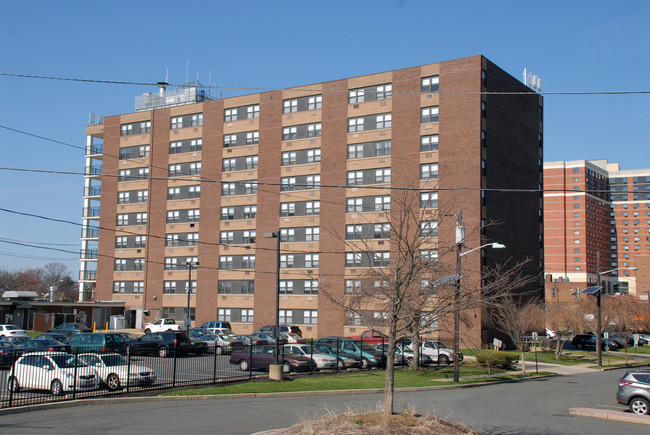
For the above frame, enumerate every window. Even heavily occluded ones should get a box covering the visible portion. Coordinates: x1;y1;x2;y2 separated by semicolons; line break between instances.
244;205;257;219
279;310;292;324
280;254;294;268
222;183;236;196
223;158;236;172
375;195;390;211
420;191;438;208
282;152;297;165
376;84;392;100
283;99;298;113
373;252;390;266
306;175;320;189
281;177;296;191
346;225;362;240
171;117;183;129
348;144;363;159
307;123;321;137
218;309;231;322
243;230;256;244
375;141;391;156
306;201;320;215
375;168;391;183
219;256;233;269
221;207;234;220
114;259;126;271
420;249;438;262
113;282;125;293
421;106;439;123
224;135;237;147
421;163;438;180
304;254;319;268
374;223;390;239
308;95;322;110
282;126;297;140
118;192;127;204
349;89;365;104
280;228;295;242
166;210;179;223
189;185;200;198
224;108;238;122
375;114;391;129
421;135;438;152
347;198;363;212
348;117;364;132
421;220;438;237
280;281;294;294
247;105;259;119
165;258;178;270
242;255;255;269
347;171;363;185
346;252;362;267
190;162;201;175
220;231;234;244
304;280;318;294
246;156;258;169
117;214;127;226
305;227;319;241
169;164;182;177
307;149;321;163
246;131;259;144
244;182;257;194
137;190;148;202
421;76;439;92
304;310;318;324
135;236;146;248
191;114;203;126
346;280;362;294
281;203;295;216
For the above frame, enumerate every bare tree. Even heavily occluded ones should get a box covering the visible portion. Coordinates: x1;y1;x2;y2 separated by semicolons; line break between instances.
546;303;582;359
487;296;544;375
322;190;538;416
41;262;71;300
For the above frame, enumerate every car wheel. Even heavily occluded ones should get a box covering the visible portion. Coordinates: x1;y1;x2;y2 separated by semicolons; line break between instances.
361;357;369;369
630;397;650;415
239;359;249;371
439;354;450;365
144;329;151;334
106;373;121;390
283;362;292;373
575;342;583;350
8;376;19;393
51;379;63;396
337;359;346;370
158;346;169;358
216;346;223;355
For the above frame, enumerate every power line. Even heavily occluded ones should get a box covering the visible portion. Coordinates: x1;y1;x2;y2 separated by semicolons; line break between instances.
2;72;650;96
0;124;84;151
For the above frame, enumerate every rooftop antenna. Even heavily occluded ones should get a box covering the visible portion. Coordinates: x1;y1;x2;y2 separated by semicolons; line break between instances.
185;60;189;84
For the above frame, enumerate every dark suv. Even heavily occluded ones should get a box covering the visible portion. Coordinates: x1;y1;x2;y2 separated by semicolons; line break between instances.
571;334;620;351
617;370;650;415
130;332;193;358
67;333;128;354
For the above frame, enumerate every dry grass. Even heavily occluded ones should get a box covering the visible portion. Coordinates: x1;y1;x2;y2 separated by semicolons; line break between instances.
275;406;476;434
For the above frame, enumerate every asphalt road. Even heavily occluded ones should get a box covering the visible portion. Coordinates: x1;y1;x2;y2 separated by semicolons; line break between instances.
0;367;648;434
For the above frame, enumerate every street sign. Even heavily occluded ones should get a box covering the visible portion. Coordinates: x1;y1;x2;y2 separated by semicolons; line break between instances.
603;332;609;339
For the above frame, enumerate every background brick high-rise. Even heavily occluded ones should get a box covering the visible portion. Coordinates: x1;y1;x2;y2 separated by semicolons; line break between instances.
80;55;544;347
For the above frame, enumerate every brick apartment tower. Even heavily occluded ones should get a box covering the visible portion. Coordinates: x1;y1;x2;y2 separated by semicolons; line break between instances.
80;55;543;347
544;159;650;303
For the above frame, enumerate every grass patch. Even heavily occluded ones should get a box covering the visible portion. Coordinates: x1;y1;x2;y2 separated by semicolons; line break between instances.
522;351;593;366
162;366;521;397
26;331;41;338
612;346;650;355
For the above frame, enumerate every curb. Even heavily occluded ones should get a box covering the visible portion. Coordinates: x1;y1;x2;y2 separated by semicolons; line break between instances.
0;373;556;416
570;407;650;425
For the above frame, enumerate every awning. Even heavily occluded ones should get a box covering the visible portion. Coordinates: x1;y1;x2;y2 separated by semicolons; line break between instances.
13;301;32;309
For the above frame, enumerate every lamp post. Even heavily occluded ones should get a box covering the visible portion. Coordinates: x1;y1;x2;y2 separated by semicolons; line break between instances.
264;232;281;365
186;260;198;330
595;262;637;367
453;211;505;382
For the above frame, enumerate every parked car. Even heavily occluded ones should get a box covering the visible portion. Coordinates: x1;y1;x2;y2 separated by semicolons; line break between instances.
203;327;233;336
114;332;140;348
250;332;285;345
187;336;208;356
617;369;650;415
232;335;269;346
373;343;435;366
129;332;193;358
213;334;245;355
200;321;232;331
0;324;28;339
187;328;219;353
0;341;22;368
348;330;388;345
78;353;156;390
405;340;463;365
571;334;620;351
35;333;70;343
312;343;361;370
255;324;303;338
8;352;99;395
67;333;128;354
279;333;307;344
143;318;182;334
20;338;72;354
1;336;29;347
230;345;313;373
46;323;92;337
283;344;336;370
315;337;383;369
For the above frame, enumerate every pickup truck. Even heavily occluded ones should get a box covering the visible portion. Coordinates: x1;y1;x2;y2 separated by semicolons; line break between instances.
144;319;183;334
348;330;388;344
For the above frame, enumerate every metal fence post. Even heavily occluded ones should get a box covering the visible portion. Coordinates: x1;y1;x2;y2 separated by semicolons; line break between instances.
172;342;178;388
72;349;78;401
336;337;340;373
309;341;314;374
126;346;132;394
213;342;218;384
248;344;253;379
8;350;16;408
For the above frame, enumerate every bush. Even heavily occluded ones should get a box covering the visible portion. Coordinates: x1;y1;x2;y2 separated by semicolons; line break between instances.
475;349;519;370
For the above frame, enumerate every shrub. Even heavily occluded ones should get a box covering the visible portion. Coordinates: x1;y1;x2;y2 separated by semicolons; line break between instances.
475;349;519;370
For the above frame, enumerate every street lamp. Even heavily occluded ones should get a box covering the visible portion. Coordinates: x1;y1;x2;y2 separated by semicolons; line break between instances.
592;264;637;367
454;210;505;382
264;232;281;365
185;260;199;330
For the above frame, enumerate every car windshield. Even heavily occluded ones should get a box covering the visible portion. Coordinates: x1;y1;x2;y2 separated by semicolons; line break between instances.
5;325;20;331
52;355;87;368
122;333;137;340
100;354;127;366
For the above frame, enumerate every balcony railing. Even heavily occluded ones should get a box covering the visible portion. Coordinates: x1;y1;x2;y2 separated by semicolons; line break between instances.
81;227;99;238
83;207;100;218
79;270;97;281
80;249;97;259
86;144;103;155
85;165;103;175
84;186;102;197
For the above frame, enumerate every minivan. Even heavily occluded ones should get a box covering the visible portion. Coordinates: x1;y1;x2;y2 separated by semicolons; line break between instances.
200;321;232;331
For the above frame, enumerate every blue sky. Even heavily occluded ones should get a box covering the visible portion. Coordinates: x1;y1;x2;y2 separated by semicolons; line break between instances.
1;0;649;275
